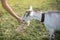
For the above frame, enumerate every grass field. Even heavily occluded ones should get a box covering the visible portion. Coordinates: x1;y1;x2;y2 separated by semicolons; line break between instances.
0;0;60;40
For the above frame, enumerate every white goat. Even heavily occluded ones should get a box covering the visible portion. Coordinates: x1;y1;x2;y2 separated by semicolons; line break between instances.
22;6;60;40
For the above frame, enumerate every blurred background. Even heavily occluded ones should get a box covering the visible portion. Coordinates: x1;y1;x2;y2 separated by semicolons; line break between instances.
0;0;60;40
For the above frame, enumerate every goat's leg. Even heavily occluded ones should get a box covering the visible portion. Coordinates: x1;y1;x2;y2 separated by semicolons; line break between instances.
27;21;30;26
49;30;54;40
52;33;55;39
49;33;53;40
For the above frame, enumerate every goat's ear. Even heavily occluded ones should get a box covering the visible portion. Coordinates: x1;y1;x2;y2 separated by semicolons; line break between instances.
29;5;33;11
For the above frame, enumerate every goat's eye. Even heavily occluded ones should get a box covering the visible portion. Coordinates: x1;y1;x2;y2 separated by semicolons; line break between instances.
26;11;31;17
26;13;29;17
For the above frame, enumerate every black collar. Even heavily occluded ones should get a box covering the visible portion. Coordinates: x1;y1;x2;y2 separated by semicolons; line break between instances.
41;13;45;22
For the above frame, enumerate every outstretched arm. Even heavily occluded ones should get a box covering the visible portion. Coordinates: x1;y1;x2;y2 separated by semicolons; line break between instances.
1;0;22;23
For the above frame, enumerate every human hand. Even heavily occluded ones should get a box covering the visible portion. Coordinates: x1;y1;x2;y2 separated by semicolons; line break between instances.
17;17;24;24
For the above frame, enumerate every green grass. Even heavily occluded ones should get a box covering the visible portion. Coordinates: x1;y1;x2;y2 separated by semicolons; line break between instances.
0;0;60;40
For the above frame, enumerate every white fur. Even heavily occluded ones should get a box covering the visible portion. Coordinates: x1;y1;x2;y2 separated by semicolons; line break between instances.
22;6;60;40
